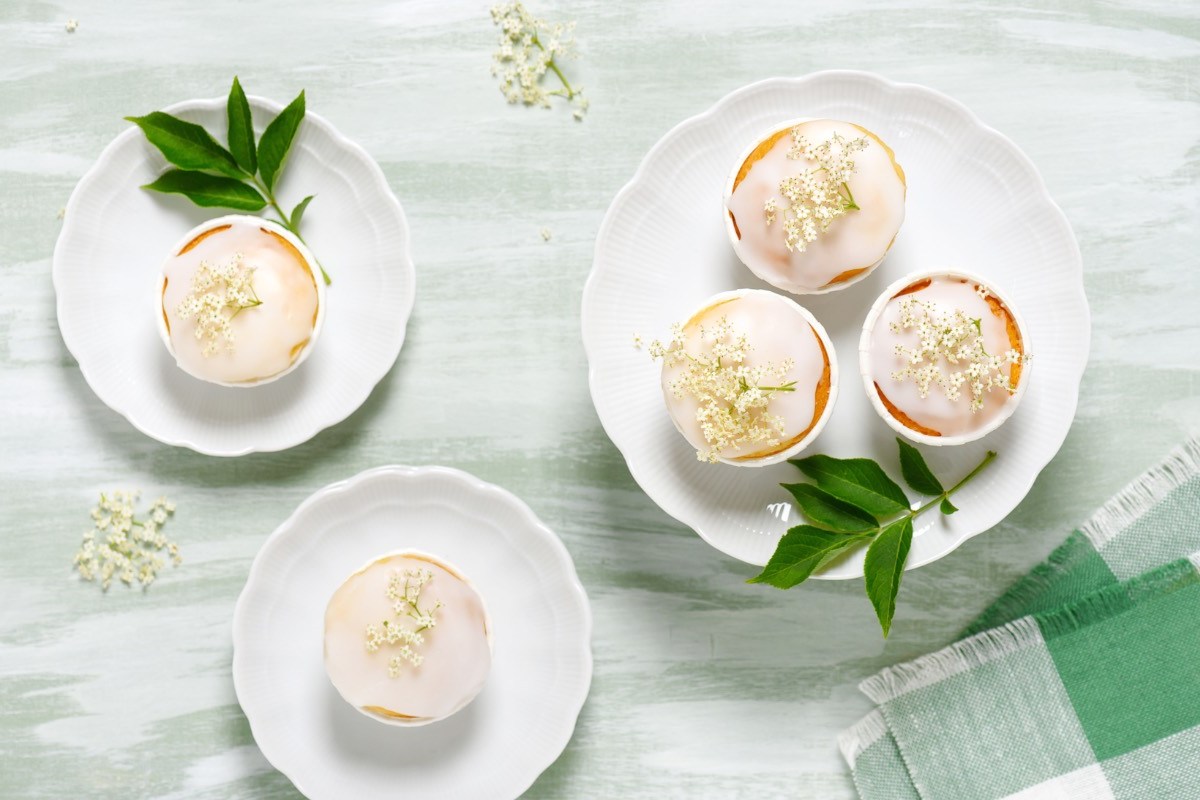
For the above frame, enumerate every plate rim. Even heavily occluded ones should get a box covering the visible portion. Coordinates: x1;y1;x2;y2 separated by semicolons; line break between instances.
581;70;1091;579
231;464;594;799
52;94;417;457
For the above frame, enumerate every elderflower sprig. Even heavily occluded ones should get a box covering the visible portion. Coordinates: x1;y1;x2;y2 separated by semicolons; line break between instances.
490;2;588;120
765;129;869;252
175;253;262;357
365;567;444;678
74;492;181;590
638;318;797;463
888;289;1030;411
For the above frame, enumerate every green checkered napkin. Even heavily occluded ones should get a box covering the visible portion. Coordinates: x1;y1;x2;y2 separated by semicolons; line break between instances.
840;438;1200;799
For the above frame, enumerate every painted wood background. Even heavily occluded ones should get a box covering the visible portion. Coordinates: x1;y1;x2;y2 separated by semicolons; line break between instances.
3;0;1198;796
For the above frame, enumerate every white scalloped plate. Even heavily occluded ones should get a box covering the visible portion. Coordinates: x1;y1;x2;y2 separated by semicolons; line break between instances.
232;466;592;800
582;72;1089;579
53;95;414;456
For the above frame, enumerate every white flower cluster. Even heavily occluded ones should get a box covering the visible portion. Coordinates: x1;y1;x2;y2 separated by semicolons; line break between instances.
175;253;262;357
490;3;588;119
73;491;180;590
765;129;869;253
889;293;1027;411
365;567;444;678
640;318;796;463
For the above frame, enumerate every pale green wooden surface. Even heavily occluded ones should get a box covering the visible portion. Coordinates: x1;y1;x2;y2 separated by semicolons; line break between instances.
2;1;1199;797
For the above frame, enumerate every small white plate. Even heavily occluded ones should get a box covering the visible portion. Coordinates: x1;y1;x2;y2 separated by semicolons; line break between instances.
53;95;415;456
232;466;592;799
582;72;1089;579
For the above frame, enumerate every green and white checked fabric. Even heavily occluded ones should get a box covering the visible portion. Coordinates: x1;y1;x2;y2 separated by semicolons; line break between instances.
840;438;1200;799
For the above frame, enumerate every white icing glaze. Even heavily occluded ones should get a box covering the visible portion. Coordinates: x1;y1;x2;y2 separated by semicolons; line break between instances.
159;217;320;385
661;289;831;461
323;551;492;725
726;119;906;294
866;276;1022;437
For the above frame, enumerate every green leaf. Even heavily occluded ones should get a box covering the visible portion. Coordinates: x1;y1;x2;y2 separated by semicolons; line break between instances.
781;484;877;533
142;169;266;211
940;497;959;515
125;112;243;178
896;438;945;496
748;526;870;589
790;454;910;520
227;77;257;175
257;90;305;192
290;194;315;229
864;517;913;637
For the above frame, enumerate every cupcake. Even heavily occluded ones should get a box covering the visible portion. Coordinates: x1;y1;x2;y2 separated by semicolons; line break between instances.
157;215;324;387
860;270;1031;445
323;550;493;726
641;288;837;466
724;118;906;294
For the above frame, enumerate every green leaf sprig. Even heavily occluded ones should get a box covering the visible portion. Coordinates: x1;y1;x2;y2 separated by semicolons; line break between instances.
749;439;996;637
127;77;329;285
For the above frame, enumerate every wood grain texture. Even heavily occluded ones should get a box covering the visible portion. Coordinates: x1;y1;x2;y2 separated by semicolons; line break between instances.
2;0;1198;797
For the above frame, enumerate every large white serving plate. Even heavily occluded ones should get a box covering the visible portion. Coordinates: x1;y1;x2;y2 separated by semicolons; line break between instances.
54;95;414;456
232;466;592;799
582;71;1089;579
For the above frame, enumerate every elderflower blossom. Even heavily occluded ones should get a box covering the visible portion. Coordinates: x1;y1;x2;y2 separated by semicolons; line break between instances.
640;318;796;463
73;492;181;590
175;253;262;357
365;567;444;678
490;3;588;119
889;295;1029;411
765;129;870;253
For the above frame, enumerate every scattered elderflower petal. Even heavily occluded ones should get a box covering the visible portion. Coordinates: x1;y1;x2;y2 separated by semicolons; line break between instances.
572;96;589;121
57;207;66;220
175;252;263;357
73;491;180;590
490;2;587;118
765;129;869;253
365;567;443;678
65;19;78;33
643;317;796;462
540;227;552;241
888;297;1030;411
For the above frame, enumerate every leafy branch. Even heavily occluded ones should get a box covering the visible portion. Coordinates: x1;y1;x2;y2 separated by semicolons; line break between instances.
127;77;330;285
748;439;996;637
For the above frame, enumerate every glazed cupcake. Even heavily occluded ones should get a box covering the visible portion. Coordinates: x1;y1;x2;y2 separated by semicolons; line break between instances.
157;215;324;387
641;288;837;466
323;550;493;726
860;270;1031;445
725;118;906;294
